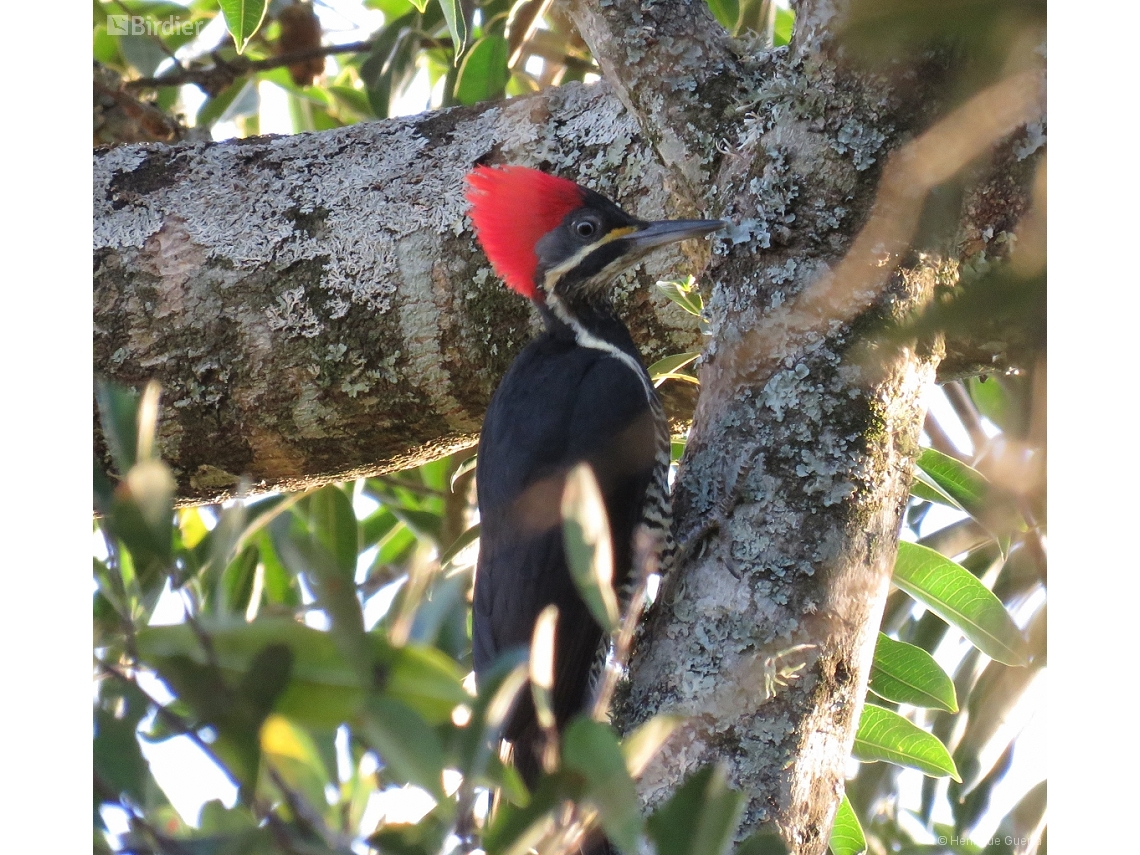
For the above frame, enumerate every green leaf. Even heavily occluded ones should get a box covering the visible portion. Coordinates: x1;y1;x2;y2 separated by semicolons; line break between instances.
649;352;701;388
455;35;510;105
915;448;1020;537
95;378;142;474
967;375;1029;438
773;7;795;46
136;619;466;730
94;678;152;806
828;793;866;855
195;78;246;128
358;696;446;797
562;718;642;854
561;464;620;633
869;633;958;712
893;542;1029;666
438;0;468;59
258;714;332;811
367;0;419;17
387;506;445;543
657;276;704;316
150;643;294;798
271;510;371;683
704;0;741;33
853;704;960;780
218;0;268;53
217;543;260;616
306;485;360;577
647;764;744;855
360;505;400;549
359;13;417;118
438;523;480;567
910;466;962;509
622;714;683;778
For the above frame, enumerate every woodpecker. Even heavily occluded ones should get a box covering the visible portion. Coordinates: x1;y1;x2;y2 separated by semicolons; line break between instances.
465;165;722;788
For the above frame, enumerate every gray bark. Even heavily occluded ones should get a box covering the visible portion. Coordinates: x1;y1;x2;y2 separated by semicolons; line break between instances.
95;82;708;503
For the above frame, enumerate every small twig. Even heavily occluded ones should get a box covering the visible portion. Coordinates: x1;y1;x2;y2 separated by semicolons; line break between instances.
126;39;374;95
100;662;242;791
97;770;195;855
264;764;352;853
590;528;657;722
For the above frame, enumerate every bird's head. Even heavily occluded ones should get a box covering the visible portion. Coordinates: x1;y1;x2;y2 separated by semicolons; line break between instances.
465;165;723;311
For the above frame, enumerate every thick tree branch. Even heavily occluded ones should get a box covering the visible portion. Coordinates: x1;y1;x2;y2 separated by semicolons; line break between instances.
94;81;711;503
566;0;744;205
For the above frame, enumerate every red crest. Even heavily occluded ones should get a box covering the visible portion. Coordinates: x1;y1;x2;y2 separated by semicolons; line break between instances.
465;166;585;299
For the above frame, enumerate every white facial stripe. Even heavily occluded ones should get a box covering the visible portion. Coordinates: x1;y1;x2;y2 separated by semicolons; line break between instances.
545;293;655;403
541;227;638;294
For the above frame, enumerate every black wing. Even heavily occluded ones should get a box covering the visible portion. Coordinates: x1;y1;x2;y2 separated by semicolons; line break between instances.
473;336;659;779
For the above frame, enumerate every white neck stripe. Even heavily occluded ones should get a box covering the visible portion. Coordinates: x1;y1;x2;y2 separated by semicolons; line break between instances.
545;294;655;402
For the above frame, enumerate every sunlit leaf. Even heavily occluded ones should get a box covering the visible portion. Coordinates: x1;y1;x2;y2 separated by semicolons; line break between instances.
773;7;795;45
649;352;701;388
439;523;480;567
893;542;1029;666
562;464;620;633
704;0;741;34
259;713;331;811
529;605;558;731
853;704;960;780
657;276;704;316
438;0;468;59
869;633;958;712
455;35;510;105
622;715;683;778
219;0;268;53
828;793;866;855
915;448;1021;537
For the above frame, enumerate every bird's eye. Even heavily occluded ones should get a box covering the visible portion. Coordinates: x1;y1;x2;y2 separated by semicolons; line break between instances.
574;220;597;238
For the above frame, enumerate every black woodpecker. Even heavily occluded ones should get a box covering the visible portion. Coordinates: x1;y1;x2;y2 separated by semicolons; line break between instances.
465;165;723;788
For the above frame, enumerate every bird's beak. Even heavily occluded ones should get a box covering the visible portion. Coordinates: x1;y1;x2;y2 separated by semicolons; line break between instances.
627;218;727;251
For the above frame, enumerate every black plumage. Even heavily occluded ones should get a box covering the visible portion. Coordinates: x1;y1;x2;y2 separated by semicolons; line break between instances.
473;310;661;784
464;166;721;797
